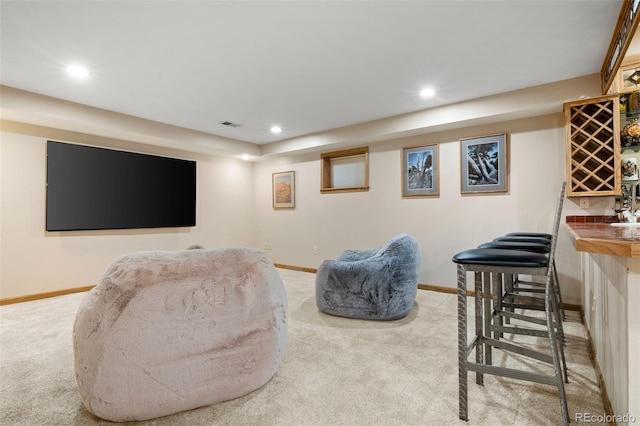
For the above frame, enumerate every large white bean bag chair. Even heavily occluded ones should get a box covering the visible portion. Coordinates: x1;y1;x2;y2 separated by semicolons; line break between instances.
73;248;287;422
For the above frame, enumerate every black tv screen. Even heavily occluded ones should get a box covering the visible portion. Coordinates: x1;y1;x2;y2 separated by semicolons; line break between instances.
46;141;196;231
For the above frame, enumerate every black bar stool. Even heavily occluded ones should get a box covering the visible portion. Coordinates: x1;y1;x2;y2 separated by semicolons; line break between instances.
493;235;551;245
505;231;552;240
477;183;566;325
476;239;567;382
452;183;568;425
476;240;565;340
489;192;566;322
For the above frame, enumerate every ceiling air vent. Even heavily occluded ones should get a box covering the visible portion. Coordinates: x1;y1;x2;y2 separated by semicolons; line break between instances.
220;121;242;128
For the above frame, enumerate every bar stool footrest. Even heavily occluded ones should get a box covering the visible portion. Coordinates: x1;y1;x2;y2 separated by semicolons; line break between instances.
496;310;548;327
466;362;557;386
481;336;554;364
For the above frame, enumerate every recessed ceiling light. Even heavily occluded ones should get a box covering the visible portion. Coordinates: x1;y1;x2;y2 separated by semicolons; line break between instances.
420;87;436;98
240;154;252;161
270;126;282;134
66;64;89;79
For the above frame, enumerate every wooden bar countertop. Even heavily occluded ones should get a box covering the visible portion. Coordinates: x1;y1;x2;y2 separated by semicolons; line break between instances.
565;216;640;258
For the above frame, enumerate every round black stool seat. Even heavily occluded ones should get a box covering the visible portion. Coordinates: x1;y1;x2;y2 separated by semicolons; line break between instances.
493;236;550;245
505;232;552;240
478;241;549;254
452;248;549;268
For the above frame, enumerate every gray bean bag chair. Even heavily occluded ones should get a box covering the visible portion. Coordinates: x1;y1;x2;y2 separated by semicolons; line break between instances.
315;234;421;320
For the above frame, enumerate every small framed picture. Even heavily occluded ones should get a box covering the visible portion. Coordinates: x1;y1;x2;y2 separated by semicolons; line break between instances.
460;133;508;194
622;157;639;181
272;171;295;209
402;144;439;197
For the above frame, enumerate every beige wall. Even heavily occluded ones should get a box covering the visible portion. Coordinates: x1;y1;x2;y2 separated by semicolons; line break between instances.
0;126;255;299
253;113;614;305
1;114;615;304
0;75;617;304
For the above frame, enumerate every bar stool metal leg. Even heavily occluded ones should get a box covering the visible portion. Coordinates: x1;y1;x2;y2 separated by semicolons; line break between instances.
475;271;484;384
457;264;469;421
545;274;570;425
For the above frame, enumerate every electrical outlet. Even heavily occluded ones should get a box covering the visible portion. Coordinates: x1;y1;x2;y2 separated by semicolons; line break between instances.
265;242;272;250
580;198;590;209
313;246;318;255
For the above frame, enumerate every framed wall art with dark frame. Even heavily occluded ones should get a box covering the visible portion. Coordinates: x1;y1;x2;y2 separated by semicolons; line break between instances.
272;170;295;209
460;133;508;194
402;143;439;197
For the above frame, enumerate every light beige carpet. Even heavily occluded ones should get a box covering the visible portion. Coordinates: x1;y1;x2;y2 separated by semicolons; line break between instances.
0;268;606;425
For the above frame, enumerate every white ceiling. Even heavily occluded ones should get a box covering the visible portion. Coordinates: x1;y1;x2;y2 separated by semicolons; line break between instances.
0;1;625;147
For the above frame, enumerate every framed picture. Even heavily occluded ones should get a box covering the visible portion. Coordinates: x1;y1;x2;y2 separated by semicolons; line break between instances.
402;144;439;197
460;133;508;194
272;171;295;209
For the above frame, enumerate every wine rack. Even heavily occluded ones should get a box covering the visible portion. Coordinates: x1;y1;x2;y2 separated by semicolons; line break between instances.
564;95;620;197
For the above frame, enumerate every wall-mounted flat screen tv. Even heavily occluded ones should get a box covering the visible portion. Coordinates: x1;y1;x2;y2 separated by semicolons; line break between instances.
46;141;196;231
